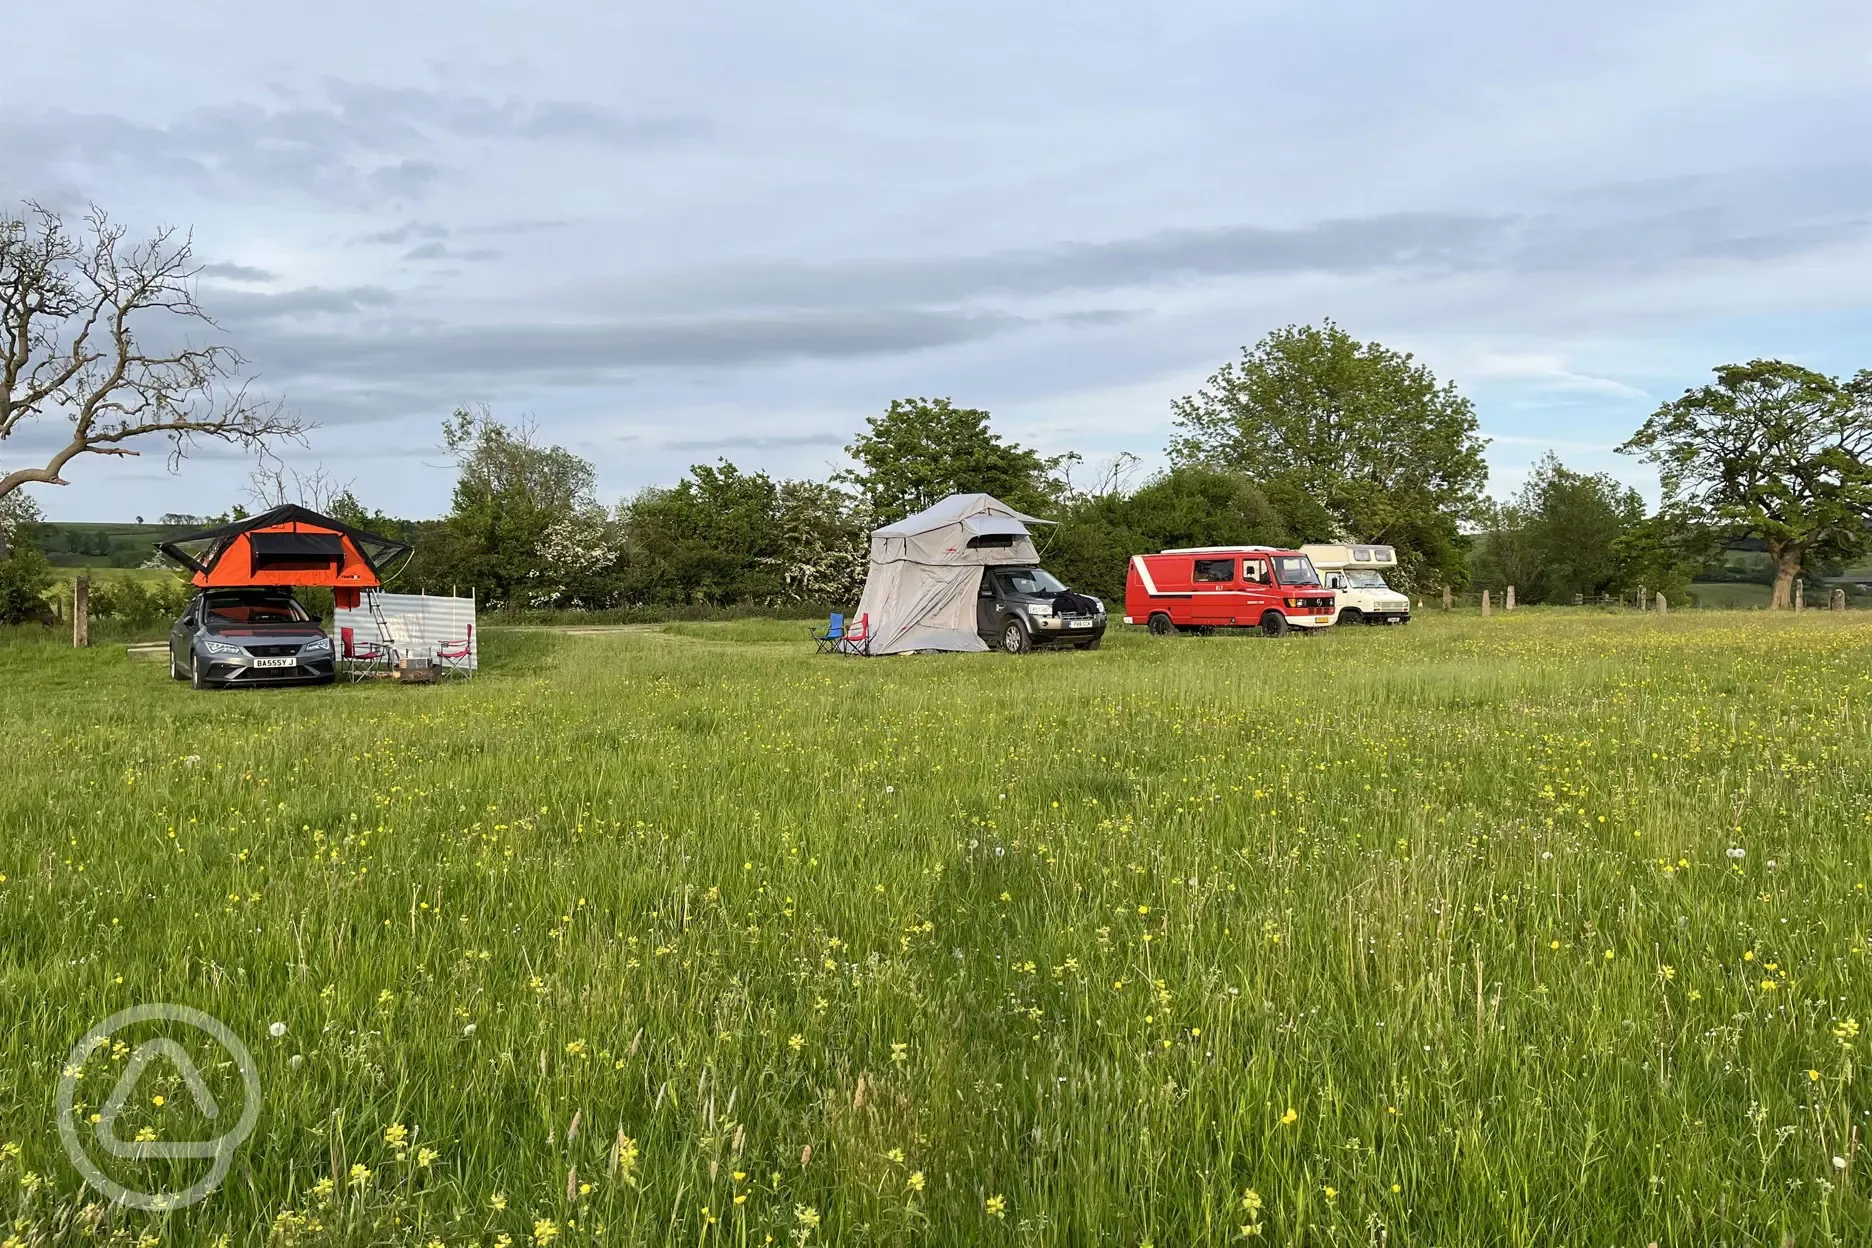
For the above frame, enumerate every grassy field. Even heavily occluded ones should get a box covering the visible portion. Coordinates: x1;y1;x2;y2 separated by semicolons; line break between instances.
2;614;1869;1245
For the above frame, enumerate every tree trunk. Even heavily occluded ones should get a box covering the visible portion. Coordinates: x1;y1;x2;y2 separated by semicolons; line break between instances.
1767;543;1803;610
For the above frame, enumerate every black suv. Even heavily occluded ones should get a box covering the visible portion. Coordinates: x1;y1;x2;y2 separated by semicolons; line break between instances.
976;565;1107;653
169;588;336;689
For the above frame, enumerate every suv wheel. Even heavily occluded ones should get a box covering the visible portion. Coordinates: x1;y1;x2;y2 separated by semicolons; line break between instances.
1260;611;1290;637
1074;636;1102;650
1337;608;1363;627
1146;612;1177;636
1000;619;1032;654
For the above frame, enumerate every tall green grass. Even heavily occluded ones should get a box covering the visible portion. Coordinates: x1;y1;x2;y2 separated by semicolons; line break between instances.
0;614;1868;1245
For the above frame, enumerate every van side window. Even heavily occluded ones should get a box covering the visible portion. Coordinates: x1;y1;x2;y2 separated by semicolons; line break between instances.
1193;559;1234;583
1242;558;1269;584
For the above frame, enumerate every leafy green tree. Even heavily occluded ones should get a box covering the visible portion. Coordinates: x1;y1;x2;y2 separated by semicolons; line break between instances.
0;491;54;623
1169;321;1488;589
1620;360;1872;609
1467;498;1541;597
1522;453;1646;601
841;397;1068;525
425;406;603;608
623;463;867;606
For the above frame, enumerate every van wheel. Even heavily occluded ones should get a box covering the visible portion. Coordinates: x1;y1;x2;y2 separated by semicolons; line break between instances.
1337;608;1363;627
1001;619;1033;654
1260;612;1290;637
1147;613;1177;636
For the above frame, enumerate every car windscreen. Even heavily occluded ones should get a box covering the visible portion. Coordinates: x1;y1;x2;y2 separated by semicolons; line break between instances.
1344;570;1390;589
1272;555;1321;587
997;567;1067;596
203;596;308;624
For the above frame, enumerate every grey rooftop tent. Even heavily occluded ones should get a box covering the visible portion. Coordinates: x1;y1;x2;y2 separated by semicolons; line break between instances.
851;493;1049;655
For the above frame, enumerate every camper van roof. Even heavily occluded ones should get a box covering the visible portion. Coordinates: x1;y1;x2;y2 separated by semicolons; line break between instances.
1300;543;1397;565
1158;545;1285;554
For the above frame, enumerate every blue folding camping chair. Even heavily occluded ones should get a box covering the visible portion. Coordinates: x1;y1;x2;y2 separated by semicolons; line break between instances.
812;612;845;654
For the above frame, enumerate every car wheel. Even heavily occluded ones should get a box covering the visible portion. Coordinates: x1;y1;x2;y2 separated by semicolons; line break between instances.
1074;637;1102;650
1000;619;1032;654
1260;611;1290;637
189;652;209;690
1147;613;1177;636
1337;608;1363;627
170;648;188;681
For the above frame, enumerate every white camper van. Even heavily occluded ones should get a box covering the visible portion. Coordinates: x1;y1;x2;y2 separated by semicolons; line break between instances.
1301;544;1412;625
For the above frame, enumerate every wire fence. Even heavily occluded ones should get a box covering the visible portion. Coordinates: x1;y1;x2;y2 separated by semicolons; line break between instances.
1427;584;1858;612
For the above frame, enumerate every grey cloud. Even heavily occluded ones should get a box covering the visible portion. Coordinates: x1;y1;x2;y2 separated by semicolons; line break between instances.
0;80;708;208
242;309;1024;387
604;176;1872;317
199;262;280;282
366;159;445;202
623;212;1510;314
203;283;399;322
662;432;846;452
458;219;569;237
402;241;502;262
353;220;451;245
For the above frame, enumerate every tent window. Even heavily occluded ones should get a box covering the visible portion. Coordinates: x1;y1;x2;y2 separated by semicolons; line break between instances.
248;531;345;575
1193;558;1234;583
966;533;1017;549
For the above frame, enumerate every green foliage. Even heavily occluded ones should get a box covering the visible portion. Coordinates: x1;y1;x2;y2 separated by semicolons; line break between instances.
1045;466;1300;602
1169;321;1488;589
0;492;54;623
421;407;605;608
623;464;867;606
1621;360;1872;608
84;573;193;625
841;397;1069;525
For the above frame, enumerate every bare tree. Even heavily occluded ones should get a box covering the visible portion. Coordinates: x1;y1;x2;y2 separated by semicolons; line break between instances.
246;462;351;514
0;201;306;503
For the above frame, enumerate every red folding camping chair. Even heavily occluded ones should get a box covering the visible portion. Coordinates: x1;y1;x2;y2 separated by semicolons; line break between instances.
339;625;391;681
434;624;474;679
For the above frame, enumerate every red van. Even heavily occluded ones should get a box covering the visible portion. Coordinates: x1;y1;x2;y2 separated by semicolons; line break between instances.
1124;546;1337;636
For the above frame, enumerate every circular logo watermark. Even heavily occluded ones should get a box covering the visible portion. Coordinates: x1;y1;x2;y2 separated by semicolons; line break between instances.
56;1004;261;1211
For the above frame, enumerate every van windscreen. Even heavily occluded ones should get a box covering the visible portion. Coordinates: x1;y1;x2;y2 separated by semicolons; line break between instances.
1272;555;1321;587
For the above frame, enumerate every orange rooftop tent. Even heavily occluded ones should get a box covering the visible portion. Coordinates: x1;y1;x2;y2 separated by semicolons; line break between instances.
156;504;412;609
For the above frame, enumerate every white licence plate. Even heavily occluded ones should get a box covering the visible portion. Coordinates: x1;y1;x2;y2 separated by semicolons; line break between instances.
252;656;296;669
1067;619;1094;629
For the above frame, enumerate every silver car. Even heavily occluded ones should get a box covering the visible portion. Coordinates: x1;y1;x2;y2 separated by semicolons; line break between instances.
168;589;337;689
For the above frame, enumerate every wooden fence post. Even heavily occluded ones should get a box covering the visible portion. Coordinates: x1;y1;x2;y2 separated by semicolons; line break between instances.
73;575;89;648
1442;584;1453;612
1482;589;1492;618
1833;588;1847;611
1505;585;1516;611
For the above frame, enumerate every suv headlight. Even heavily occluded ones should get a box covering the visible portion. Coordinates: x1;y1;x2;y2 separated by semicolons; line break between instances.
204;641;242;655
1027;602;1053;617
300;636;332;654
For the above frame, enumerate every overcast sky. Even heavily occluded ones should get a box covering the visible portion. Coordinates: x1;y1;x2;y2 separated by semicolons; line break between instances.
4;0;1869;521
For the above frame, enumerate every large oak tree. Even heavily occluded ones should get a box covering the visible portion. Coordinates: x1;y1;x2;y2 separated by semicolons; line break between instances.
1620;360;1872;609
1168;321;1488;589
